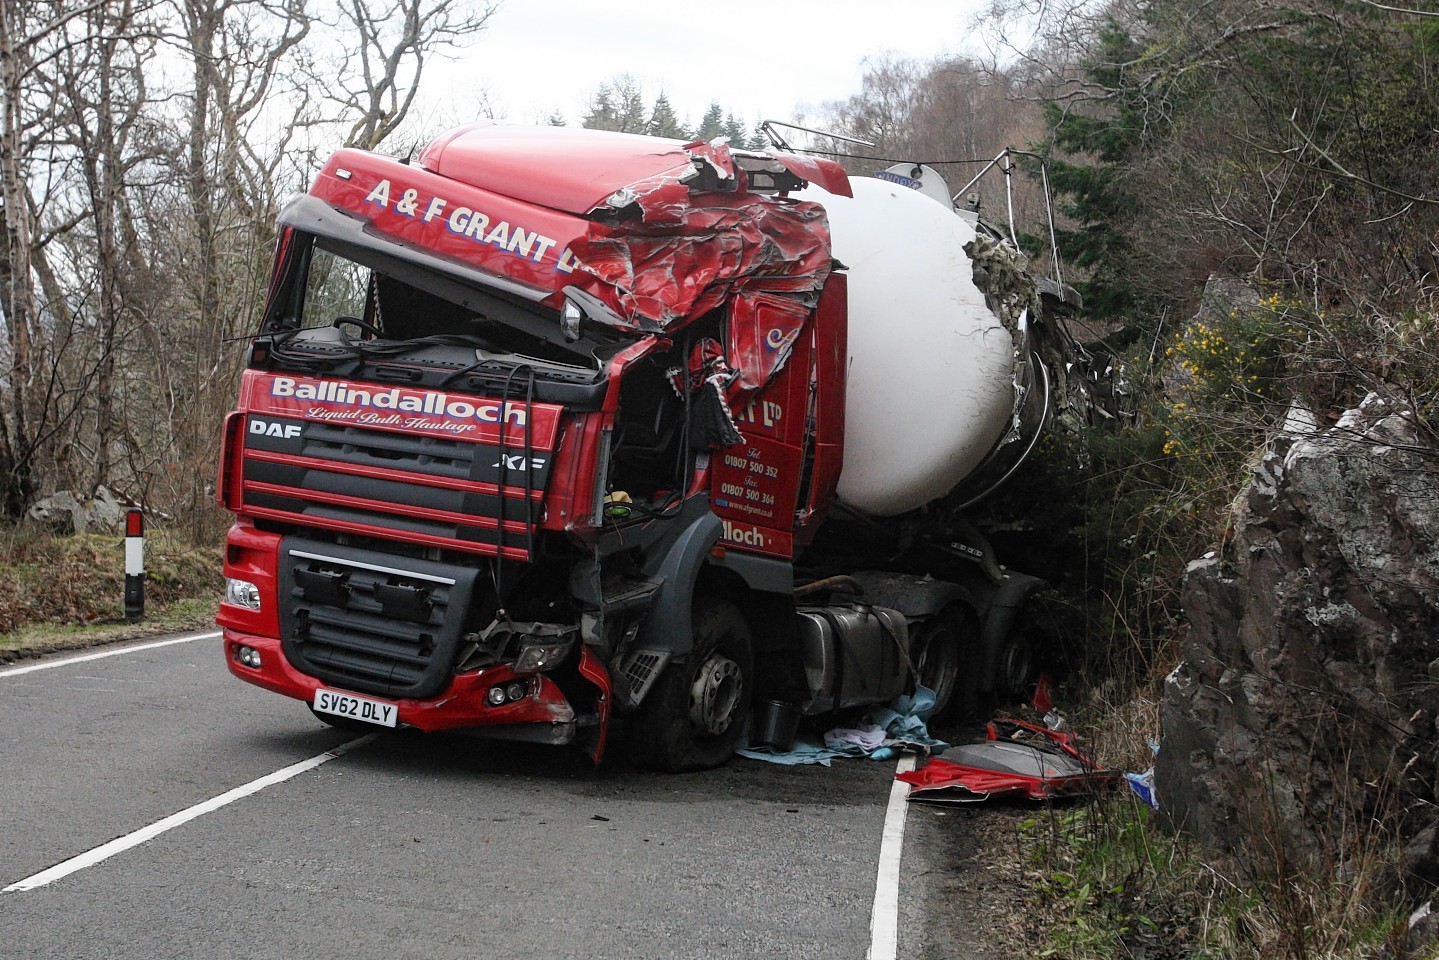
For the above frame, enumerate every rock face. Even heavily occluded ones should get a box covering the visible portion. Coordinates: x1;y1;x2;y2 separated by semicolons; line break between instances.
1159;395;1439;871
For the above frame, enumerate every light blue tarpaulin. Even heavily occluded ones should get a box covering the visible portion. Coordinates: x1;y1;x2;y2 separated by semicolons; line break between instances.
736;686;949;766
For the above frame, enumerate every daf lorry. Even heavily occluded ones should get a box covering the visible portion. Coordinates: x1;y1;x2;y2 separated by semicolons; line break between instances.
217;123;1084;770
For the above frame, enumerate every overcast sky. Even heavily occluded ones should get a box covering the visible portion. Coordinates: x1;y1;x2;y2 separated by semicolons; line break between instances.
422;0;994;130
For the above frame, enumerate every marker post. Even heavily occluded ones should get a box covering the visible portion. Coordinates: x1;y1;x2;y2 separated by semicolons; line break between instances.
124;510;144;622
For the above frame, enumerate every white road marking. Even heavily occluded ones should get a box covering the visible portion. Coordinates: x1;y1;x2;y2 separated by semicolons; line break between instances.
868;754;917;960
3;735;377;893
0;630;221;679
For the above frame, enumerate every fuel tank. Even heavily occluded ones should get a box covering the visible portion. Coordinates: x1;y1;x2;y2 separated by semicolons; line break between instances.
796;604;911;714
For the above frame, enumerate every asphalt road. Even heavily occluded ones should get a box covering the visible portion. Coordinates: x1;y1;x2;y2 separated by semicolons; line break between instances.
0;631;978;960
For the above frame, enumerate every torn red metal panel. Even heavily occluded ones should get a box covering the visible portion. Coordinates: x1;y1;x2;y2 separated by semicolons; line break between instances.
576;646;612;766
727;292;810;392
766;151;853;198
569;193;835;328
987;718;1091;760
340;124;844;336
417;123;849;219
595;139;742;225
898;719;1119;803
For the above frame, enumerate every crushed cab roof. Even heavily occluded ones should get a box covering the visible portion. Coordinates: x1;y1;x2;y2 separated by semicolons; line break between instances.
418;122;850;217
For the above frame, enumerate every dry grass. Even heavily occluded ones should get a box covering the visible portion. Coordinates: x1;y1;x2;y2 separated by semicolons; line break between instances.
1018;676;1416;960
0;523;222;659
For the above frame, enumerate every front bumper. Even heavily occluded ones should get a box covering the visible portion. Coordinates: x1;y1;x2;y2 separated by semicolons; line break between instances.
222;628;606;746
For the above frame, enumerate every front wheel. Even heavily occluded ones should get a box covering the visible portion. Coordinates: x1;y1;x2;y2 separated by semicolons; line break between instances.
630;598;753;772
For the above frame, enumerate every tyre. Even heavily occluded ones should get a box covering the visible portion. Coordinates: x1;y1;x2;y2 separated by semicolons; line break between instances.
994;630;1035;702
631;597;753;772
910;606;979;719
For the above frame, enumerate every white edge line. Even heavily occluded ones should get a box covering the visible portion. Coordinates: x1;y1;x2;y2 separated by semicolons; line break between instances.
869;754;917;960
0;630;221;679
4;734;377;893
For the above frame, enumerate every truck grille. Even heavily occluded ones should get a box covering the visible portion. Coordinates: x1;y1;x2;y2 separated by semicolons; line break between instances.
242;417;554;560
279;539;482;700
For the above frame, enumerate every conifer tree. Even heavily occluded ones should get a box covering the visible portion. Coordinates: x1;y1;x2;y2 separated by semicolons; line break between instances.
581;86;618;130
647;92;687;139
723;112;748;148
694;101;725;142
581;76;647;132
1040;19;1168;335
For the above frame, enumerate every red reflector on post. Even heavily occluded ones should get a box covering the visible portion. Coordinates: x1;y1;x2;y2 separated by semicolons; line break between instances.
124;509;145;622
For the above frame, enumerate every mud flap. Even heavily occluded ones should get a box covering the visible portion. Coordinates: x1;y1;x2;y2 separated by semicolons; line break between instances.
577;645;613;765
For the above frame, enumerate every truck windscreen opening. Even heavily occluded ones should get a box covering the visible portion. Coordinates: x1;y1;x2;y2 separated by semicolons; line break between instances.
263;233;624;370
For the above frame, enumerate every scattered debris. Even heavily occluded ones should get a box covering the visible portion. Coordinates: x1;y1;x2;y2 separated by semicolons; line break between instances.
736;686;948;766
898;718;1118;804
1125;741;1160;810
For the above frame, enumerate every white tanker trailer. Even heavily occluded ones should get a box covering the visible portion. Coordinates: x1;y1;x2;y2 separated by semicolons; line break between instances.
782;156;1091;728
800;171;1037;516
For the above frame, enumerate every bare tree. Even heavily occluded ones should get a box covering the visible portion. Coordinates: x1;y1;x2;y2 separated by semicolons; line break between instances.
146;0;314;524
45;0;165;495
0;0;120;516
326;0;496;149
818;54;1046;230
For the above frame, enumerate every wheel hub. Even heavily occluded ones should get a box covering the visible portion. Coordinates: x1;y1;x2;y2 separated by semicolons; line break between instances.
915;626;958;710
689;653;742;736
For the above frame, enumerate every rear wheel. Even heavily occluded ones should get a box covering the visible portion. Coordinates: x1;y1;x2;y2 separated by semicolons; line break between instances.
910;606;979;719
995;630;1035;702
631;598;753;771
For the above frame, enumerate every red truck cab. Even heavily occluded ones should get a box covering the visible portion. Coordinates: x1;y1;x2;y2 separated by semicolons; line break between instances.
217;125;876;769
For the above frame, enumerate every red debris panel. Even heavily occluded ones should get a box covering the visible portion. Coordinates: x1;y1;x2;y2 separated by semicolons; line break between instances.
898;719;1120;803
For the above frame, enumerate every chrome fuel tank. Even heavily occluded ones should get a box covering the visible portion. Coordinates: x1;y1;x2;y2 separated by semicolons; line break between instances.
796;604;911;714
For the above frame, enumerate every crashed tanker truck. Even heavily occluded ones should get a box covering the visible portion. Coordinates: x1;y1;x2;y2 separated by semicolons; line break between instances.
217;123;1086;770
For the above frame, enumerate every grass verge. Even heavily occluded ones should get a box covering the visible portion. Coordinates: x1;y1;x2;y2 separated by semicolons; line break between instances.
1021;686;1413;959
0;525;222;662
0;597;219;661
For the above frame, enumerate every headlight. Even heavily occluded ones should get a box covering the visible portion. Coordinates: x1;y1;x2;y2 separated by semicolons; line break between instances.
225;578;262;610
512;637;576;674
486;681;533;706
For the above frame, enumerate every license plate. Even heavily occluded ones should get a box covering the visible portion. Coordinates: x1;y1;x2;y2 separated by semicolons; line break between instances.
313;688;398;728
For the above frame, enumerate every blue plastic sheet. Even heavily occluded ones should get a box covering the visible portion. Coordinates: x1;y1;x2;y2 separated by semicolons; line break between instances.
1125;740;1160;809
